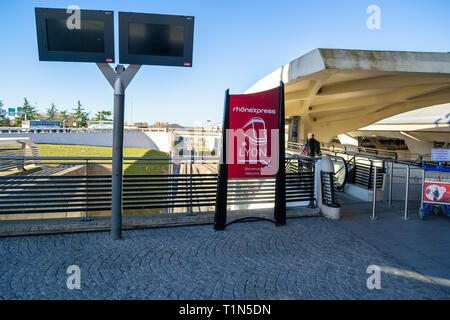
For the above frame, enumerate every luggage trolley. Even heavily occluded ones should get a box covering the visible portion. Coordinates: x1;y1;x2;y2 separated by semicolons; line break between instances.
419;161;450;219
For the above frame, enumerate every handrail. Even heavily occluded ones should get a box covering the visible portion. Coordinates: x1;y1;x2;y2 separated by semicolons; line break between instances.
287;140;429;163
327;155;348;190
0;156;220;161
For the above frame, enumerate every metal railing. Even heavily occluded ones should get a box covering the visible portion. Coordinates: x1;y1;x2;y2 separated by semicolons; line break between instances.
322;143;430;162
0;146;40;172
287;141;385;191
0;155;316;218
320;171;340;208
0;126;222;135
346;157;385;190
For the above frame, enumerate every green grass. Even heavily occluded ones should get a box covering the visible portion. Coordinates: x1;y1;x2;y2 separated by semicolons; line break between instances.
36;144;168;175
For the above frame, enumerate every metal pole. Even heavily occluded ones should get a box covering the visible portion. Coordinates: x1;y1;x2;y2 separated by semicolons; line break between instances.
187;149;194;215
371;166;378;220
275;81;286;226
19;142;26;171
368;160;373;189
169;150;173;214
85;159;88;219
214;89;230;231
388;161;394;207
97;63;141;240
420;167;425;212
111;77;125;240
402;165;410;220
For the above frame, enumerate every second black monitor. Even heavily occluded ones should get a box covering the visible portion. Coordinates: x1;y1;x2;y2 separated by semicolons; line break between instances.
119;12;194;67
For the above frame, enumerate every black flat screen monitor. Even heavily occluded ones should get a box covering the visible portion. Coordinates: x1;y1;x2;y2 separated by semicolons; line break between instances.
35;8;115;63
119;12;194;67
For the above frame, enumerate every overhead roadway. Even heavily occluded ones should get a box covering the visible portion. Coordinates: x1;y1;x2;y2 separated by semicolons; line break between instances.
245;48;450;143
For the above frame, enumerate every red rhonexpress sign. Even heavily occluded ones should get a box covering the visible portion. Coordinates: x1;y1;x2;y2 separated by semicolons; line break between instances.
227;86;280;178
423;181;450;204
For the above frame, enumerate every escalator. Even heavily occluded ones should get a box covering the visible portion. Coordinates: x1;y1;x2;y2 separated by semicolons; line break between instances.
328;155;348;191
286;152;349;192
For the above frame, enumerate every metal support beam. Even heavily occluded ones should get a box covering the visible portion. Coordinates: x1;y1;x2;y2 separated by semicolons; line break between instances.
97;63;141;240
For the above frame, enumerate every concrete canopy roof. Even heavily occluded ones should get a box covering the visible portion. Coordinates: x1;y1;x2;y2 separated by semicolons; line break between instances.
246;48;450;142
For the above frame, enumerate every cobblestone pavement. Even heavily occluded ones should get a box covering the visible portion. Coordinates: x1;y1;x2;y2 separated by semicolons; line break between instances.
0;218;449;300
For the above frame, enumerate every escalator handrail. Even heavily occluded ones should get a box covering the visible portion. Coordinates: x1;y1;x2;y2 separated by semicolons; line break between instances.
327;155;348;191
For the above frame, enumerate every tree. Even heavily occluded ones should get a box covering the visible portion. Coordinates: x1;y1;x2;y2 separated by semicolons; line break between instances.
0;100;6;127
47;103;58;120
59;110;69;127
0;100;4;125
73;100;90;128
15;98;37;127
0;117;11;127
94;110;112;122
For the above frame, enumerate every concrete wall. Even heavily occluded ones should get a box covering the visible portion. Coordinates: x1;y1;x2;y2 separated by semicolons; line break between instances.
0;131;161;150
144;131;172;153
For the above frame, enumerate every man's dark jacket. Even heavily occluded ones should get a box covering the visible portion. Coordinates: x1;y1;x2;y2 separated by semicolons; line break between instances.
302;138;321;157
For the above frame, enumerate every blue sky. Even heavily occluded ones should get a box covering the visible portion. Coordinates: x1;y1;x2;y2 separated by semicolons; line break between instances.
0;0;449;126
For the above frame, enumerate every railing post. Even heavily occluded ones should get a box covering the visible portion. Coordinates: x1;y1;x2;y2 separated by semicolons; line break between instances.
20;142;26;171
402;165;410;220
387;161;394;207
186;149;195;216
169;151;173;214
85;159;88;218
420;167;425;212
79;159;93;222
368;160;373;190
371;166;378;220
308;160;316;208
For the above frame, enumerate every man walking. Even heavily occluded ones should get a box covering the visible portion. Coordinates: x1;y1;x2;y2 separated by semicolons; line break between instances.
301;132;321;157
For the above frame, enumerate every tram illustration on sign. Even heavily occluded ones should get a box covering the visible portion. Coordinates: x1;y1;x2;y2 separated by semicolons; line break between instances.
242;117;267;145
238;117;271;168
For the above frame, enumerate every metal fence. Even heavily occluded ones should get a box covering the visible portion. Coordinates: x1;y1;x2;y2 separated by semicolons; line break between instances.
346;157;385;190
0;144;40;172
0;155;316;218
320;171;340;207
287;141;386;191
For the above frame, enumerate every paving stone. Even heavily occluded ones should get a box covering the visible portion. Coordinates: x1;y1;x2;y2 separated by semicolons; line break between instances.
0;218;448;299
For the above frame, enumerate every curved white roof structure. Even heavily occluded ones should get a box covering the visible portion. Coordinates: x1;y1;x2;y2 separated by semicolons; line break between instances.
246;48;450;142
